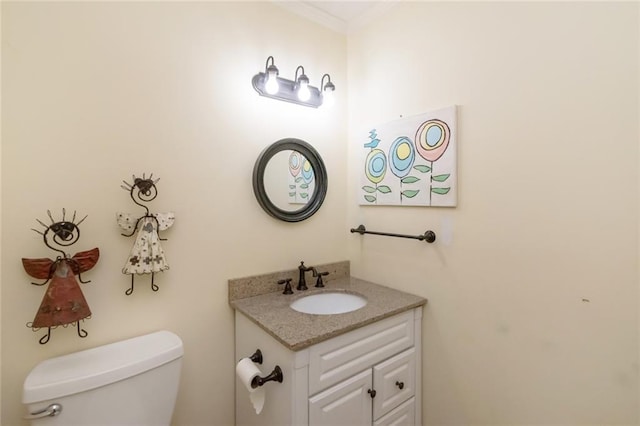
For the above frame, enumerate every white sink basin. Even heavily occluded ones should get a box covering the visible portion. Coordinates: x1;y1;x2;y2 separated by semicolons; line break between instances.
290;292;367;315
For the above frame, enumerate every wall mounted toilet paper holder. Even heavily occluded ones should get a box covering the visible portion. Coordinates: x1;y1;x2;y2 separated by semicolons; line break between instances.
251;365;283;388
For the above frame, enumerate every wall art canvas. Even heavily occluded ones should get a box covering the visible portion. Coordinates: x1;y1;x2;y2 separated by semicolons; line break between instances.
359;106;457;206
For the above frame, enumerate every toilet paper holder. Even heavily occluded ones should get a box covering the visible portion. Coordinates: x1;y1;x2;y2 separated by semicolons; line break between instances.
251;365;283;389
243;348;283;388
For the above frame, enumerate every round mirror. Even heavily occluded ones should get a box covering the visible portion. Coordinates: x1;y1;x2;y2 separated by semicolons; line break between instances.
253;138;328;222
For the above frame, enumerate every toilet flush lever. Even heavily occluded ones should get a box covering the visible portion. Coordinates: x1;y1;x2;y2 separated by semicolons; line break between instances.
24;403;63;420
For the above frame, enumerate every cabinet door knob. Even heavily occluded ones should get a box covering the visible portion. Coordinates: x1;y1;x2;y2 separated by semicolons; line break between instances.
367;389;377;398
395;381;405;390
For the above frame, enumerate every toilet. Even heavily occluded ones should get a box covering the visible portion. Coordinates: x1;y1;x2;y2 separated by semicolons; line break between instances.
22;330;183;426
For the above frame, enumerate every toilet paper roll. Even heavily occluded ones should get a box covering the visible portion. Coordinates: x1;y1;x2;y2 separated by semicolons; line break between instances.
236;358;265;414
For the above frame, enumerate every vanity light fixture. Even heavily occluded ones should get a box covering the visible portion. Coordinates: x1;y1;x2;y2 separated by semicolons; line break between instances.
252;56;334;108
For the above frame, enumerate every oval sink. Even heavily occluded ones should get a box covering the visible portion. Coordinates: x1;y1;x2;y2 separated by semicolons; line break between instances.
290;292;367;315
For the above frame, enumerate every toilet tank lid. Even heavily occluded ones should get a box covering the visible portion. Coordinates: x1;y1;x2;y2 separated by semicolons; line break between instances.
22;330;183;404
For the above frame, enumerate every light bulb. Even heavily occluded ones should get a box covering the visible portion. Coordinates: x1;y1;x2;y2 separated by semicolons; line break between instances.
297;81;310;102
320;76;335;108
322;89;335;107
265;73;279;95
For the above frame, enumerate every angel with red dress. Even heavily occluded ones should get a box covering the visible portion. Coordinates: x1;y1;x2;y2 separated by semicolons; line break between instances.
22;209;99;344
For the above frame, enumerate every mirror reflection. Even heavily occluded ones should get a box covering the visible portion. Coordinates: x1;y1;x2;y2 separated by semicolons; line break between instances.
252;138;327;222
263;150;316;212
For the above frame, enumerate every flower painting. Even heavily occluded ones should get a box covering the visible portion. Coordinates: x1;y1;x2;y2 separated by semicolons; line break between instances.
288;151;315;205
358;106;457;206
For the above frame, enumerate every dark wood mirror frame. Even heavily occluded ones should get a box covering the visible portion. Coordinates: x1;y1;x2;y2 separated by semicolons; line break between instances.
252;138;328;222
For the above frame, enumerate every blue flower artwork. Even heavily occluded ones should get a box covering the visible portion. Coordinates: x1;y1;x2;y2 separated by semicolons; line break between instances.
358;106;457;206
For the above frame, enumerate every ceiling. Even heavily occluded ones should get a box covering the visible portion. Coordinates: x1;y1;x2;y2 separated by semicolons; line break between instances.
276;1;398;33
304;1;380;22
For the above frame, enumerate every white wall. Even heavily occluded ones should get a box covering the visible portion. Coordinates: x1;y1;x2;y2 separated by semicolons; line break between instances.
3;2;639;425
348;2;639;424
1;2;347;425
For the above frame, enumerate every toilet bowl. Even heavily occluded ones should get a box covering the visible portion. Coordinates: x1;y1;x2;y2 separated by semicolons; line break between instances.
22;330;183;426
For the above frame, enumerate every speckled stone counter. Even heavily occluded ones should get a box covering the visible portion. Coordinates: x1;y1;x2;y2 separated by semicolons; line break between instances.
228;262;427;351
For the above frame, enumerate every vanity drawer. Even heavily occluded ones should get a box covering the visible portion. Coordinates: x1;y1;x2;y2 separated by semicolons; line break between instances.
308;310;414;394
373;348;415;420
373;397;415;426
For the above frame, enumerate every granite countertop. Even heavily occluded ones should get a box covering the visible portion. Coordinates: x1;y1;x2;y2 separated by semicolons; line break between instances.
230;276;427;351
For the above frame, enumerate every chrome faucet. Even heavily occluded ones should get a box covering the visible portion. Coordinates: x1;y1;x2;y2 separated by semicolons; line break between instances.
297;261;313;291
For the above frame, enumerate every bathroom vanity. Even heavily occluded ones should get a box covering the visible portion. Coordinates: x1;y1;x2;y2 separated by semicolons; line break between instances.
229;262;426;426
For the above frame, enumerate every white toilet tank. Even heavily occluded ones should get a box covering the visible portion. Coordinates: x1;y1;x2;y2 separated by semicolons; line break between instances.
22;330;183;426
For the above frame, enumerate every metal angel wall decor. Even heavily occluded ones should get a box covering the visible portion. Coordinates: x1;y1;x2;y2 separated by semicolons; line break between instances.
23;209;99;344
117;173;174;295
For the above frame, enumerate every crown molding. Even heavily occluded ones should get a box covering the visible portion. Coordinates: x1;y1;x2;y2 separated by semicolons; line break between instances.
273;1;349;34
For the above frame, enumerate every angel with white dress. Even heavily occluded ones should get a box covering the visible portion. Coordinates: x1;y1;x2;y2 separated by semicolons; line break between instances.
117;174;174;295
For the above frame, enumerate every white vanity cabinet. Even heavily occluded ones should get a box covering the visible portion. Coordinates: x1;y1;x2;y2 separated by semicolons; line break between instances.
235;307;422;426
309;347;416;425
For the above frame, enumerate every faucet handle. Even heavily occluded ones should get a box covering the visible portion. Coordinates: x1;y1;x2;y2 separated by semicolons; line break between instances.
277;278;293;295
315;271;329;288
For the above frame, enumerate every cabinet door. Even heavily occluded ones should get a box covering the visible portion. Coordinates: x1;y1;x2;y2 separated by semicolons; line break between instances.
373;348;415;420
309;369;373;426
309;311;414;394
373;397;415;426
